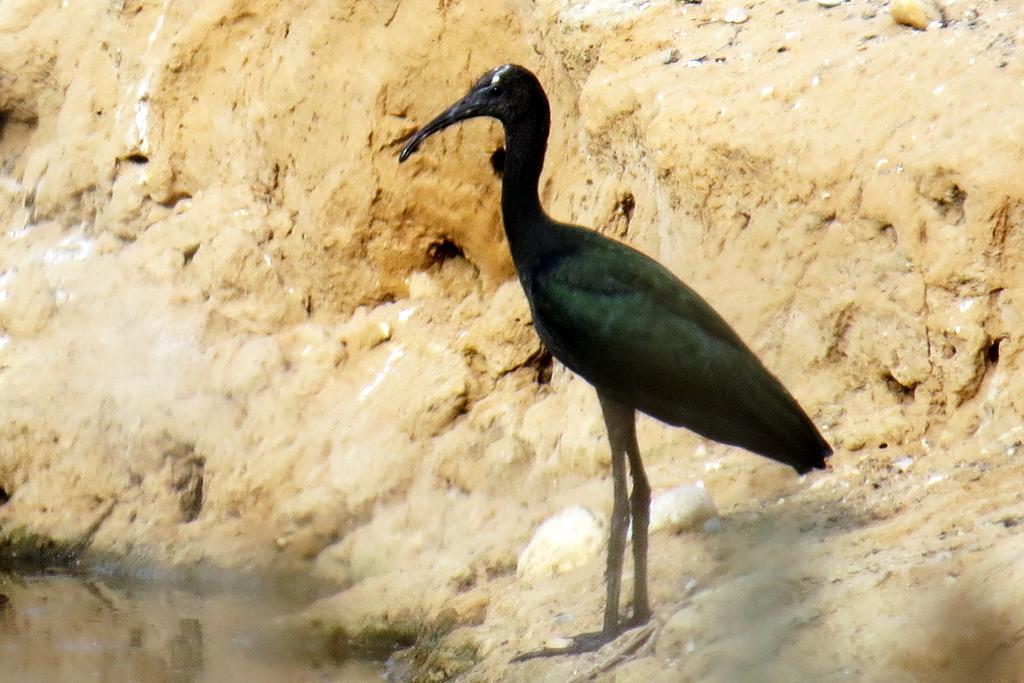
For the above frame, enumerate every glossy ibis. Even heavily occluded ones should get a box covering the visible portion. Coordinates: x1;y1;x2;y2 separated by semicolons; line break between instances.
399;64;831;652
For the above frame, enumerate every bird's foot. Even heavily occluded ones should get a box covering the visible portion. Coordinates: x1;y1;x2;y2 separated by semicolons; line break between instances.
510;617;657;663
623;606;652;630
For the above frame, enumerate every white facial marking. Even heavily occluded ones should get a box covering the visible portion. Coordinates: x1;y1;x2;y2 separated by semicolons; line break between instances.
490;64;512;86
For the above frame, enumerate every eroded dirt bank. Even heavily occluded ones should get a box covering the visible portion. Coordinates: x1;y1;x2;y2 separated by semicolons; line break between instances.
2;0;1024;680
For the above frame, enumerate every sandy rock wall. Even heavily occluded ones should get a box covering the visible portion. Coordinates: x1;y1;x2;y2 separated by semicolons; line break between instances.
0;0;536;567
538;0;1024;456
3;0;1024;678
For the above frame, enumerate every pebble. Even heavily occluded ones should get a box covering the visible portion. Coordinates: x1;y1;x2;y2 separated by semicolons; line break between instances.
817;0;845;6
894;455;914;472
723;7;749;23
703;517;725;534
544;636;574;650
891;0;943;29
516;506;604;583
649;485;719;534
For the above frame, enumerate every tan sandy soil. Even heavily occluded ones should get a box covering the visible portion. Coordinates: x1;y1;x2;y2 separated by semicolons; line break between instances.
2;0;1024;679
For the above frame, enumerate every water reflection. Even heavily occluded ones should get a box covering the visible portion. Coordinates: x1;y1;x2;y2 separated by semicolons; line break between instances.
0;573;383;683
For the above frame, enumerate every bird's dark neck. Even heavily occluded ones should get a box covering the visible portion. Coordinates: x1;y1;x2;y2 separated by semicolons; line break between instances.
499;103;552;268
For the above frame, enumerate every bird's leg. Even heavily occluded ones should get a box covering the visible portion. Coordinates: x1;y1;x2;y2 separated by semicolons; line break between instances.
604;438;628;636
598;392;635;638
625;431;652;626
597;394;652;627
509;395;644;662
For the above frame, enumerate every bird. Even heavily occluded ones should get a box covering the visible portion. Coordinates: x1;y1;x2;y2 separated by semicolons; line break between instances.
399;64;831;653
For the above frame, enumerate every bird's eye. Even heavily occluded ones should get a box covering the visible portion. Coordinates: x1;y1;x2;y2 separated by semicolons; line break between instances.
490;84;503;96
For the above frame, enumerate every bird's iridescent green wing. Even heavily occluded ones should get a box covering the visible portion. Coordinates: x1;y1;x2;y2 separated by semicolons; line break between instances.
529;232;790;437
530;232;751;370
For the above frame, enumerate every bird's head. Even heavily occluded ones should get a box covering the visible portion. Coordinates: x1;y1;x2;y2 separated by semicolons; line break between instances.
399;64;543;162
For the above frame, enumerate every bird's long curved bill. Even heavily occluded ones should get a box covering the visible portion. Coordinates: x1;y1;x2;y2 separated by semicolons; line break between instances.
398;94;480;162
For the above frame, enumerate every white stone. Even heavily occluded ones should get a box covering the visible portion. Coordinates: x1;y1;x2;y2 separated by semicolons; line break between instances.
516;506;605;583
649;485;719;534
723;7;749;23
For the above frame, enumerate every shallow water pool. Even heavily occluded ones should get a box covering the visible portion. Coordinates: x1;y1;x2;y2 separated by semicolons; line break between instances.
0;572;384;683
